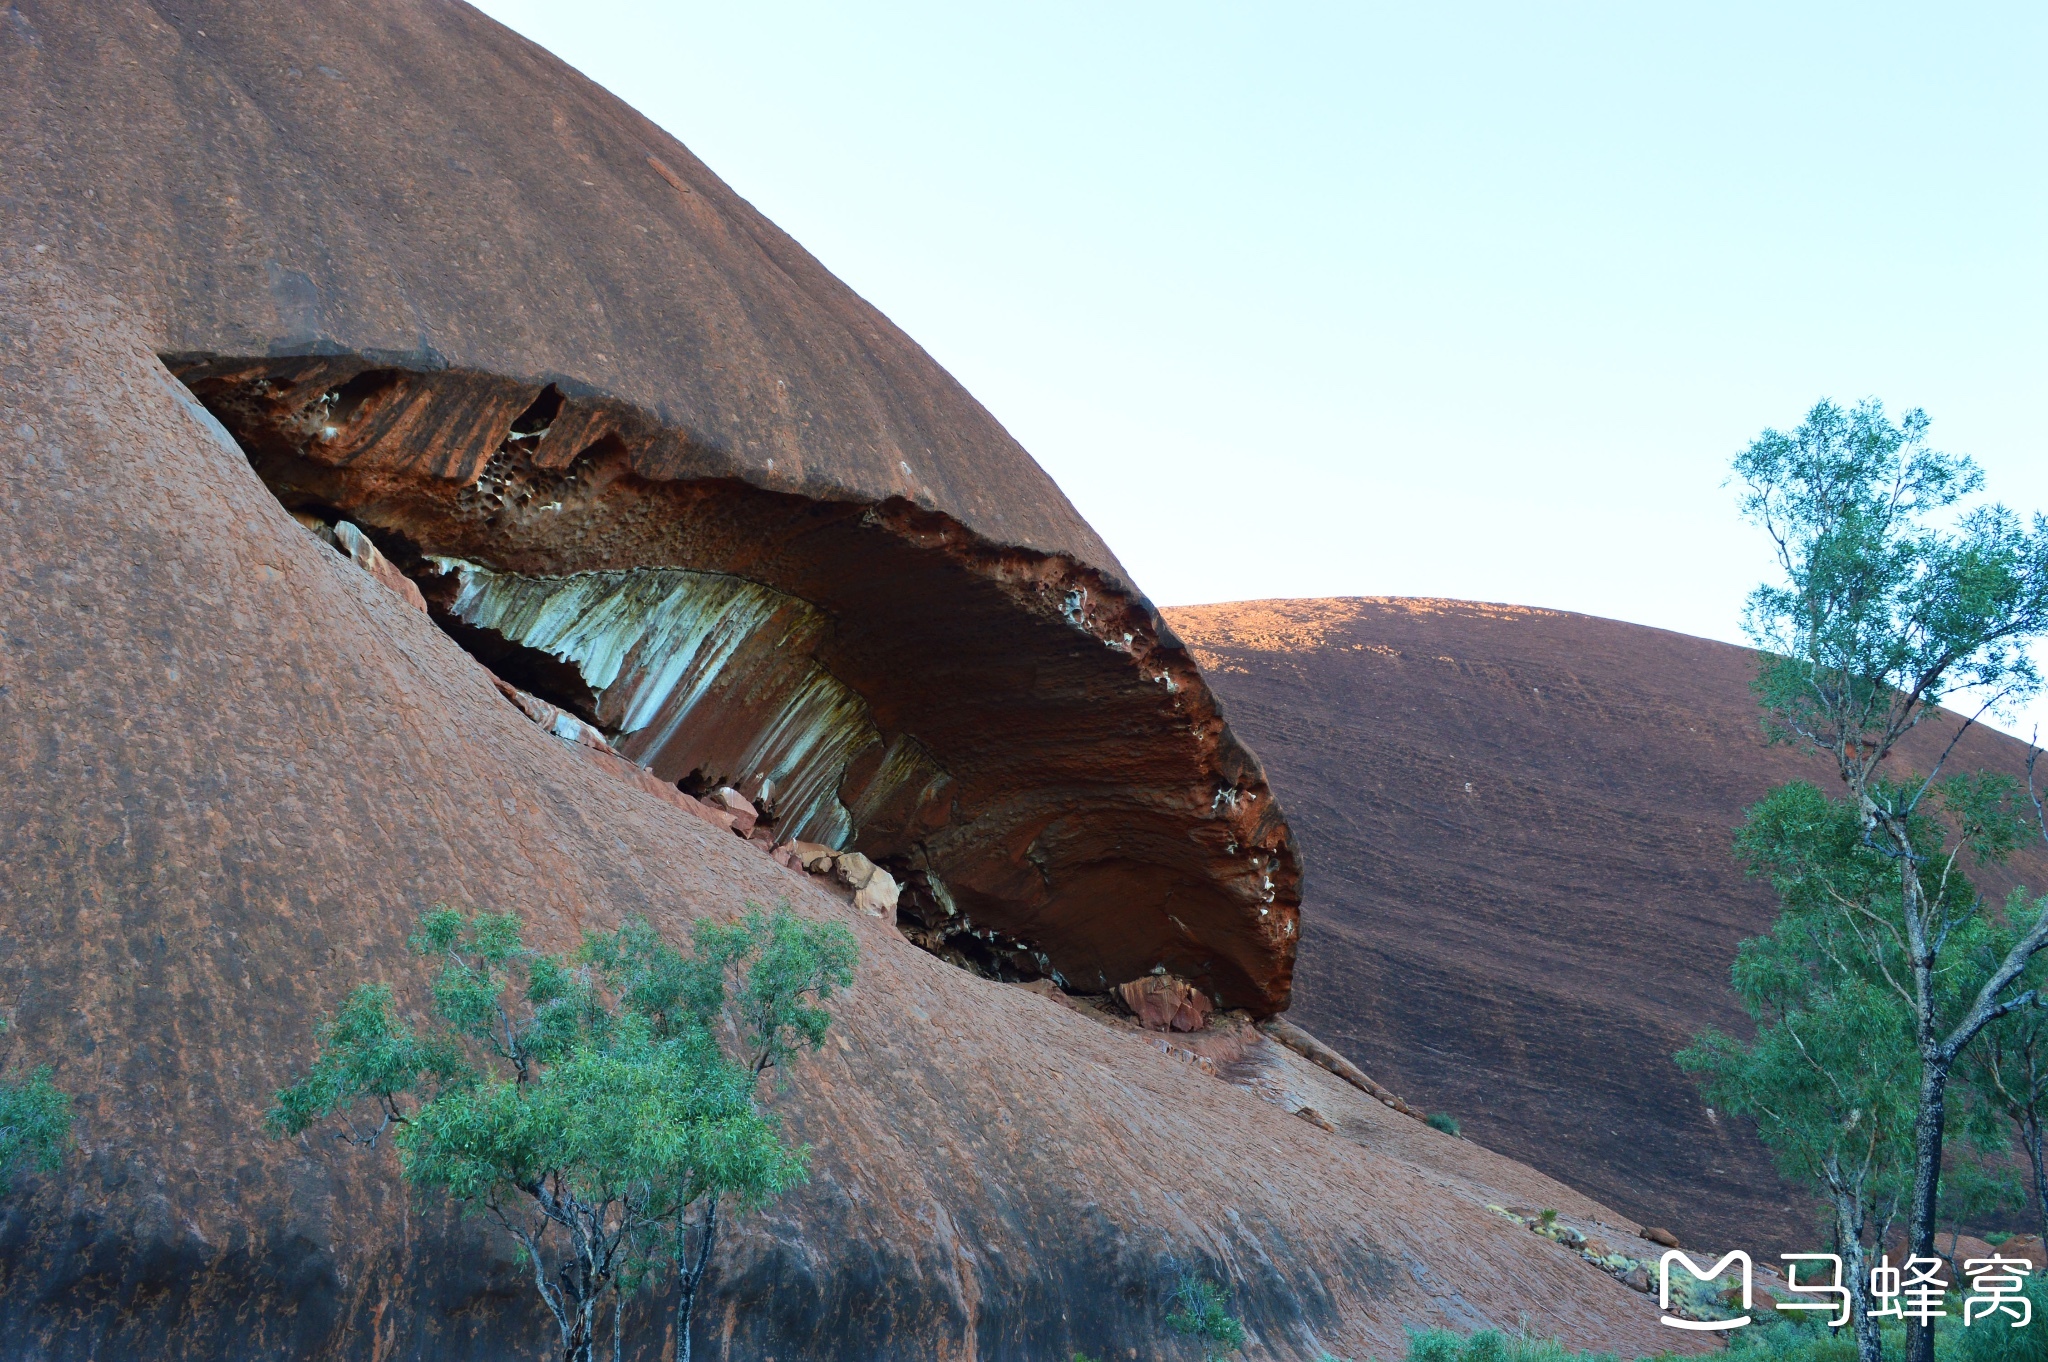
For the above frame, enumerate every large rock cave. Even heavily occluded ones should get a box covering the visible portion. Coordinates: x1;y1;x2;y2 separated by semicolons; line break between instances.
174;354;1302;1012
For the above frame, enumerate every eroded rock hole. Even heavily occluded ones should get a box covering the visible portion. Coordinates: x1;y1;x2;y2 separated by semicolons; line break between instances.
895;870;1049;983
321;367;405;428
508;383;563;437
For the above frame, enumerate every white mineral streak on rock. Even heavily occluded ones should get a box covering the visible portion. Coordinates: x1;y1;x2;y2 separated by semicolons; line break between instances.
925;867;961;918
429;558;932;848
845;733;950;831
722;666;874;848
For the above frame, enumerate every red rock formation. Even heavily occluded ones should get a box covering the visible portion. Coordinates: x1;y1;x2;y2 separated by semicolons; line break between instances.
1165;597;2048;1255
2;0;1300;1013
0;269;1704;1360
1116;975;1217;1032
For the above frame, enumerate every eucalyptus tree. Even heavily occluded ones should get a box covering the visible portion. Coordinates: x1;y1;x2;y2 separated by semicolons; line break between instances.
1729;398;2048;1362
1959;894;2048;1245
1680;782;1920;1362
269;902;853;1362
579;907;857;1362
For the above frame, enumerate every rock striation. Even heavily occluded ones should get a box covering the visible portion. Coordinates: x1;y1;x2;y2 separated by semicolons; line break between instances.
1165;597;2048;1255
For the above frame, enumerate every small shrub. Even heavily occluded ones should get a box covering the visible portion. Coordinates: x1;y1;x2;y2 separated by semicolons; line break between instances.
1426;1111;1462;1136
1405;1325;1616;1362
0;1067;72;1194
1167;1273;1245;1358
1986;1230;2013;1245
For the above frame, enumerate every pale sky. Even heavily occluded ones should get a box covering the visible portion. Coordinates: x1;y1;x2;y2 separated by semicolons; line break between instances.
474;1;2047;741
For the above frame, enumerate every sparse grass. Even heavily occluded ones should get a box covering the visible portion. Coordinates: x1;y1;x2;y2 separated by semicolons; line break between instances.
1407;1325;1622;1362
1167;1273;1246;1359
1402;1277;2048;1362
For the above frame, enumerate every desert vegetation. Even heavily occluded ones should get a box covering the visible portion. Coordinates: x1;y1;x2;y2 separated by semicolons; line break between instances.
267;901;856;1362
1679;399;2048;1362
1404;1275;2048;1362
0;1019;71;1198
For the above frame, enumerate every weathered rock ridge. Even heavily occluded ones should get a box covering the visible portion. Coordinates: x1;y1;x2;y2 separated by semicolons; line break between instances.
1165;597;2048;1255
0;269;1702;1359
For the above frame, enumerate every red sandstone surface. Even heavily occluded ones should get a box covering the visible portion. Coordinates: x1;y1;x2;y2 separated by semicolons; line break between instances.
3;0;1300;1012
0;272;1706;1359
1164;597;2048;1255
0;0;1734;1353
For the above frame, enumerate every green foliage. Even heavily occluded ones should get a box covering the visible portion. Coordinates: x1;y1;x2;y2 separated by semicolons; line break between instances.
1677;783;1925;1260
1722;1310;1863;1362
0;1067;73;1195
1957;901;2048;1241
1426;1111;1461;1136
262;984;464;1144
1405;1326;1622;1362
1166;1273;1245;1358
1678;763;2048;1343
269;900;856;1362
1399;1278;2048;1362
1941;1277;2048;1362
582;906;857;1080
1734;398;2048;747
1937;1158;2025;1246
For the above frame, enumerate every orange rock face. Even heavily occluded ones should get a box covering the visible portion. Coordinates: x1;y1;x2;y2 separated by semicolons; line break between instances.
0;0;1731;1353
4;0;1300;1013
1115;975;1216;1032
0;274;1706;1359
1165;597;2048;1255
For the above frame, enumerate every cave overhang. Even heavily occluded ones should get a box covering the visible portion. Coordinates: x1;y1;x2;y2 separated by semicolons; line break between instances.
171;352;1302;1013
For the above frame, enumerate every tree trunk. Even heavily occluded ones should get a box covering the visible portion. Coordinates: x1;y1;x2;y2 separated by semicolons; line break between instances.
1906;1056;1949;1362
2029;1116;2048;1249
1835;1195;1883;1362
674;1194;719;1362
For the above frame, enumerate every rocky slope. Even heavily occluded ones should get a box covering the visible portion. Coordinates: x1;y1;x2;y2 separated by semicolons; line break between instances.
2;0;1300;1014
0;0;1707;1354
1164;597;2048;1256
0;273;1703;1359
